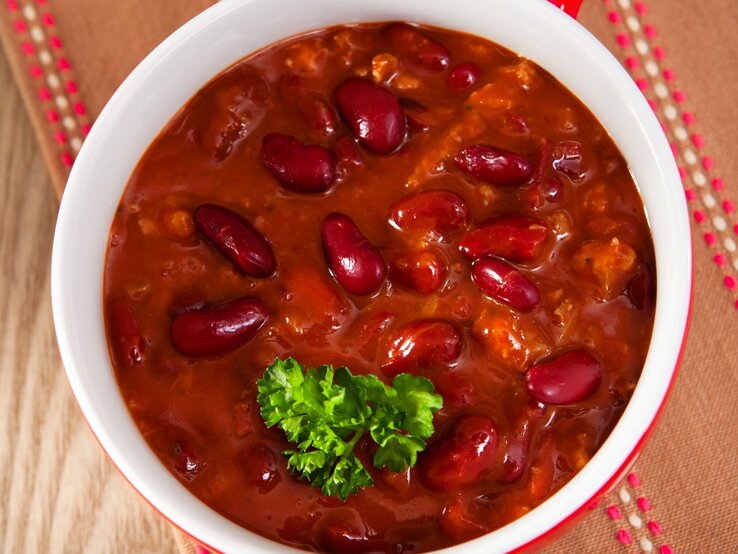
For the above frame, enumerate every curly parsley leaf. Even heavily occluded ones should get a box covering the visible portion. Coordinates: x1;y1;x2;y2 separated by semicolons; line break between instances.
256;358;443;500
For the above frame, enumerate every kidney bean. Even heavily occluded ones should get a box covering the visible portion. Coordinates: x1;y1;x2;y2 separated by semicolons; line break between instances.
322;213;386;295
472;257;540;312
447;62;481;92
502;113;530;137
334;78;405;154
440;495;488;542
454;144;533;186
260;133;336;192
193;204;275;278
376;466;412;494
419;416;498;491
172;439;204;481
525;350;602;404
277;75;337;138
341;311;395;361
388;189;469;234
391;250;447;294
501;420;531;483
406;115;430;135
527;434;555;501
196;65;270;161
385;23;451;73
170;296;269;358
244;443;281;493
459;215;549;263
109;299;146;367
626;265;656;313
382;320;461;376
552;141;585;181
333;135;364;170
316;515;372;553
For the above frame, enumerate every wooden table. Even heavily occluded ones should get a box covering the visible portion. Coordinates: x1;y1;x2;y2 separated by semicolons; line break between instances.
0;46;176;554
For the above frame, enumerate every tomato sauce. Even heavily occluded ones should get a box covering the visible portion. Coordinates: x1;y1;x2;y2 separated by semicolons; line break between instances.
104;22;656;553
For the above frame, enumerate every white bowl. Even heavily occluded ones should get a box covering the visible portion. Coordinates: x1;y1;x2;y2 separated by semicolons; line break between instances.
51;0;691;552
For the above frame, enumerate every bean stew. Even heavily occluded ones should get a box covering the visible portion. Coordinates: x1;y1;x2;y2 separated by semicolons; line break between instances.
104;22;656;553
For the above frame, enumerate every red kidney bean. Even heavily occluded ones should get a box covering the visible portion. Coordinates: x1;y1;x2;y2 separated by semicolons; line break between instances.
447;62;481;92
317;519;371;553
334;78;405;154
552;141;585;181
109;299;146;367
626;265;656;313
454;144;533;186
199;66;270;161
406;115;430;135
382;320;461;376
260;133;336;192
193;204;275;278
377;466;412;494
525;350;602;404
244;444;281;493
391;250;447;294
501;420;531;483
334;135;364;170
342;311;395;361
440;496;488;542
525;177;564;210
277;74;337;138
321;213;386;295
170;296;269;358
459;215;549;262
472;257;540;312
399;97;428;113
502;113;530;137
388;189;469;234
168;290;208;318
419;416;498;491
385;23;451;73
172;440;204;481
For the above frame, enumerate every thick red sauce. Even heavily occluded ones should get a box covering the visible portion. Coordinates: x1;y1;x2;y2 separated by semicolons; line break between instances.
104;22;655;553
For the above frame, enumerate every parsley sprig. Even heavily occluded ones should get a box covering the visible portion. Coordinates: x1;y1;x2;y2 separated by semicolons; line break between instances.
256;358;443;500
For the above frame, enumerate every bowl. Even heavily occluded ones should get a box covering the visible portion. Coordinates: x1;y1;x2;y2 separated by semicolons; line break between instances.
51;0;692;552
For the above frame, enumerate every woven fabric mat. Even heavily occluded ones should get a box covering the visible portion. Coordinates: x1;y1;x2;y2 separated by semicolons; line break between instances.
2;0;736;552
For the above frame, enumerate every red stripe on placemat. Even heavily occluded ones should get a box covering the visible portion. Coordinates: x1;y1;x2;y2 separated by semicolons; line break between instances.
604;0;738;311
3;0;91;173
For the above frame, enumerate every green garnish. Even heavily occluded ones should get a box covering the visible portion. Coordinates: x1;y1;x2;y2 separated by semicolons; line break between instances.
256;357;443;500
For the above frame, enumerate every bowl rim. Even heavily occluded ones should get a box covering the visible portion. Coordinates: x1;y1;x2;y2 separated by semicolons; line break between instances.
51;0;692;552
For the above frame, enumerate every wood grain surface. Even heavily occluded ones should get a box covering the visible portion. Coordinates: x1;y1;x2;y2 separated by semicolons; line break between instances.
0;47;176;554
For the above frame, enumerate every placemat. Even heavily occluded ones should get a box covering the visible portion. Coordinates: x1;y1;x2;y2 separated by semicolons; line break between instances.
1;0;735;552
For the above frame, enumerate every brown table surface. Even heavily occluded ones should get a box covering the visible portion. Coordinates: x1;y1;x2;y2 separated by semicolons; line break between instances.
0;46;177;554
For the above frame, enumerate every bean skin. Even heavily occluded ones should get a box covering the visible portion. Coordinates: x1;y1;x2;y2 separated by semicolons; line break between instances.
388;190;469;234
194;204;275;278
471;257;540;312
334;78;405;154
419;416;498;491
391;250;447;294
260;133;336;192
385;23;451;73
321;213;386;295
108;299;147;367
171;296;269;358
454;144;533;186
382;320;461;376
459;215;549;263
525;350;602;404
447;62;481;92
